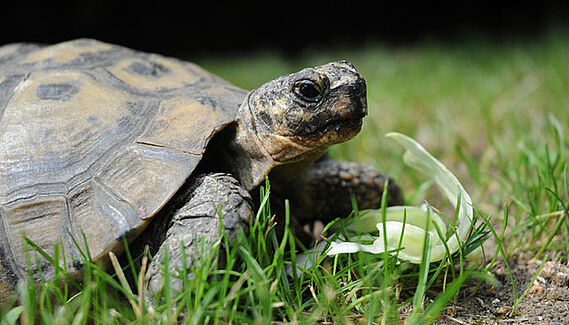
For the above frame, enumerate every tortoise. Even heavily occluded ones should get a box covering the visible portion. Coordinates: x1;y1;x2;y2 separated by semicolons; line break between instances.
0;39;402;301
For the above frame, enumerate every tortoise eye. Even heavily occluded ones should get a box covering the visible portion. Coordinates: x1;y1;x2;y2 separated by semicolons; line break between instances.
294;80;323;103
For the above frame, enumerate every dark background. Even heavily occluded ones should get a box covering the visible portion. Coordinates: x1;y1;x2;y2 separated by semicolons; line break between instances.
1;1;568;57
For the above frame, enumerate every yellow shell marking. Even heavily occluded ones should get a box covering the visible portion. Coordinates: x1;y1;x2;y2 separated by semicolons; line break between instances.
138;96;224;154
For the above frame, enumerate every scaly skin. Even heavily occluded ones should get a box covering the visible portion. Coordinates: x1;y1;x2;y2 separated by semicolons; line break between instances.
280;159;404;224
145;173;252;297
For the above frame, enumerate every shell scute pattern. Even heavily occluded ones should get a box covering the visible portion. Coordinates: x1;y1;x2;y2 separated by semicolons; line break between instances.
0;39;246;282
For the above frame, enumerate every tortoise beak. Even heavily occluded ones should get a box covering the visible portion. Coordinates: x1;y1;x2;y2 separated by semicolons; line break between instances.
350;76;368;118
330;60;368;119
330;73;367;122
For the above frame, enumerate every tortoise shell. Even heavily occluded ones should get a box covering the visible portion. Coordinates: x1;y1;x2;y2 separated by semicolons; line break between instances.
0;39;247;286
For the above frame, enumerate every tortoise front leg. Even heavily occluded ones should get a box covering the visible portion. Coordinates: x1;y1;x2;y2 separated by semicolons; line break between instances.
145;173;252;297
280;159;404;224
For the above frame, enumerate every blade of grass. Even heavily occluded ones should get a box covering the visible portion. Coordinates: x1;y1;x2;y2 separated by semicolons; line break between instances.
512;255;549;314
478;208;518;314
108;251;140;318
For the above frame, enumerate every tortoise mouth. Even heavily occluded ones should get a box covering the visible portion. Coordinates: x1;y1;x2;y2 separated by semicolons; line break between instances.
290;114;364;148
314;91;367;137
319;114;364;135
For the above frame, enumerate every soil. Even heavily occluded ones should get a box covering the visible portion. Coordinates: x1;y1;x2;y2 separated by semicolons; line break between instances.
431;251;569;324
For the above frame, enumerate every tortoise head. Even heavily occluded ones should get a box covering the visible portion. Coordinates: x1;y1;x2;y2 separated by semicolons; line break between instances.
231;61;367;189
243;61;367;162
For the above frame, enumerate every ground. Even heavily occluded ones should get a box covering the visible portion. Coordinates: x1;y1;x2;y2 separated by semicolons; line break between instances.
431;252;569;324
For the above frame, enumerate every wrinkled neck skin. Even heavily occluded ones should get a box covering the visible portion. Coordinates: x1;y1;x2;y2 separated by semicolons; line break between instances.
225;96;327;191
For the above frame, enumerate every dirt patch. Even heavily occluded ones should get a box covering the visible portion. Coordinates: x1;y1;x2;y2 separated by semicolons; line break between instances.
435;252;569;324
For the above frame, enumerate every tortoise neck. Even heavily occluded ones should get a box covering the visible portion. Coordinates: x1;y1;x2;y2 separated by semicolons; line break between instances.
225;103;278;191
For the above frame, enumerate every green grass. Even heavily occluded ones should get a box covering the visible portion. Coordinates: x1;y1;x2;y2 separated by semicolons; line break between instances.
2;31;569;323
0;180;488;324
